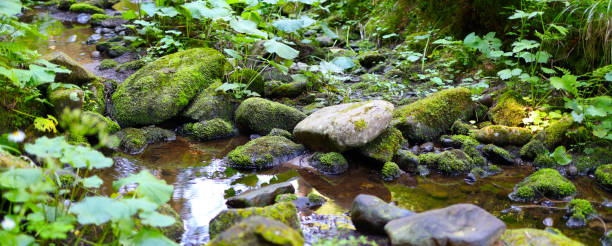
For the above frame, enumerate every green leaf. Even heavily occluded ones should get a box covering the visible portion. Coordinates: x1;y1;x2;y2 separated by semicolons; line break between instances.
551;146;572;165
0;168;43;189
223;49;242;60
139;211;176;227
60;145;113;170
550;74;577;95
0;0;22;16
331;57;355;70
0;231;35;246
25;136;68;159
605;71;612;82
263;40;299;60
541;67;556;74
183;0;232;20
113;171;174;205
81;175;103;188
70;197;126;225
230;18;268;38
122;10;138;20
272;16;315;33
124;229;178;246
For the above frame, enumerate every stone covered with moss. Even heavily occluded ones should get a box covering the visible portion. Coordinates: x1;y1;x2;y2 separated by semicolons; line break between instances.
382;161;401;181
182;80;234;122
90;14;112;25
534;118;574;149
473;125;532;146
520;139;547;160
228;69;264;95
359;127;403;163
451;120;477;135
114;126;176;154
481;144;514;165
227;136;305;170
441;134;480;149
43;52;97;86
489;90;527;127
595;164;612;190
510;168;576;202
418;149;474;175
394;149;418;172
83;111;120;133
501;228;585;246
98;59;118;70
208;202;300;239
208;216;303;246
307;193;326;206
392;88;474;142
567;199;594;227
269;81;308;98
533;154;556;168
112;48;226;126
48;87;84;116
235;97;306;135
69;3;105;14
274;194;297;203
184;118;234;141
83;80;106;115
309;152;348;175
268;128;293;140
358;50;385;68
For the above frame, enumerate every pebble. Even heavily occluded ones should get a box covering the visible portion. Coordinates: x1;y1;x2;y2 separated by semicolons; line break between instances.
91;51;100;58
76;13;90;24
66;34;77;43
543;217;553;227
86;34;102;45
420;142;434;153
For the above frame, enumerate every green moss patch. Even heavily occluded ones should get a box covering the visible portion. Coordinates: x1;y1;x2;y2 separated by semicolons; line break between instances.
227;136;305;170
510;168;576;202
360;127;403;162
595;164;612;190
489;90;527;127
69;3;105;14
208;202;300;239
382;161;401;181
184;118;234;141
235;97;306;135
473;125;532;146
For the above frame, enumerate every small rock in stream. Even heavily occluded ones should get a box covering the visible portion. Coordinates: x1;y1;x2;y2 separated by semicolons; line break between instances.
87;34;102;45
543;217;553;227
76;13;90;24
225;181;295;208
350;194;414;234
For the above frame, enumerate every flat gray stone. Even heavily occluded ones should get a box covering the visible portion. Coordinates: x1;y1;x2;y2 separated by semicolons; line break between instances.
226;181;295;208
350;194;413;234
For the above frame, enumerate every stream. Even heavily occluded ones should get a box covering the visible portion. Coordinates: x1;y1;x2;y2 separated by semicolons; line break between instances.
23;4;612;246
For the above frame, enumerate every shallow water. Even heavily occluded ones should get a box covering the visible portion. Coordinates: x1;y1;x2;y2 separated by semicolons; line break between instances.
100;136;611;245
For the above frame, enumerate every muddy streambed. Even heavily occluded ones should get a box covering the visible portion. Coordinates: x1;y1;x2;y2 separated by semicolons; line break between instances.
98;136;610;245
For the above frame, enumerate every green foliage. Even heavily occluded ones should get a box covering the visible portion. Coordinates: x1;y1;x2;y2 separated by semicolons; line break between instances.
313;236;379;246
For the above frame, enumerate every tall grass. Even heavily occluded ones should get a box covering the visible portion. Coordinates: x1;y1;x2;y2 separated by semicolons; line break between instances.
563;0;612;67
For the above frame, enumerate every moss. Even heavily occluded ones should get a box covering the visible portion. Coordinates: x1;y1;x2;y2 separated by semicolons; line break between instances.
90;14;112;25
489;90;527;127
83;80;106;114
449;134;479;148
99;59;118;70
310;152;348;174
359;127;403;162
48;87;84;115
392;88;474;142
567;199;594;222
184;118;234;141
511;168;576;202
182;81;234;122
235;97;306;135
358;51;385;68
520;139;548;160
83;111;120;133
43;51;97;85
451;120;476;135
112;48;226;126
116;59;146;71
470;167;487;178
382;162;401;181
108;45;128;58
269;81;307;98
501;228;585;245
57;0;75;10
208;216;303;246
533;154;556;168
488;164;502;174
0;93;47;131
268;128;293;140
574;156;597;174
394;149;418;172
418;150;474;175
307;193;326;205
481;144;514;165
595;164;612;190
227;136;305;170
472;125;532;146
353;119;367;131
0;150;30;168
535;118;574;149
69;3;105;14
228;69;264;95
208;202;300;239
114;126;175;154
464;145;486;167
274;194;297;203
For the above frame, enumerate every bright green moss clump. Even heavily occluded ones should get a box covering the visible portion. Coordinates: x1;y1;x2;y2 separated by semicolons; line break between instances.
235;97;306;135
392;88;474;142
268;128;293;139
535;118;574;149
99;59;118;70
310;152;348;174
418;149;474;175
274;194;297;203
382;162;401;181
533;154;556;168
489;90;527;127
69;3;105;14
451;120;476;135
511;168;576;202
208;216;304;246
473;125;532;146
307;193;326;206
228;69;264;95
501;228;585;246
360;127;403;162
595;164;612;190
208;202;300;239
184;118;234;141
520;139;548;160
90;14;112;25
83;111;120;133
567;199;594;222
227;136;305;170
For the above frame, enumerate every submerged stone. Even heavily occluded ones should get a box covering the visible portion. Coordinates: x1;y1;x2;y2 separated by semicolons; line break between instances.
360;127;403;163
227;136;305;170
394;149;418;172
294;100;394;152
384;204;506;246
226;181;295;208
350;194;413;234
309;152;348;175
208;202;300;239
501;228;584;246
235;97;306;135
392;88;475;143
510;168;576;202
473;125;532;146
208;216;303;246
112;48;226;126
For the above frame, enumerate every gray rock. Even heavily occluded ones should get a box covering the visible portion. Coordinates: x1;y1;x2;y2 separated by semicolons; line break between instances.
350;194;414;234
226;181;295;208
76;14;90;24
87;34;102;45
294;100;394;152
43;51;97;85
227;136;306;170
102;18;128;28
481;144;514;165
235;97;306;135
316;35;334;47
208;216;304;246
114;126;176;154
384;204;506;246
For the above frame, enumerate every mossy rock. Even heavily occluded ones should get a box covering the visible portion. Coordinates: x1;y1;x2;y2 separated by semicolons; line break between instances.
69;3;105;14
48;87;84;116
0;94;48;131
228;69;264;95
309;152;348;175
510;168;576;202
418;149;474;175
108;45;128;58
208;202;300;240
472;125;532;146
116;59;146;72
90;14;112;25
91;0;121;9
394;149;418;172
501;228;584;246
57;0;75;10
227;136;305;170
520;139;548;160
382;161;401;181
533;154;556;168
595;164;612;190
0;150;30;168
158;204;184;242
83;111;120;133
43;51;97;85
392;88;474;143
481;144;514;165
235;97;306;135
534;118;574;149
441;134;479;149
567;199;594;226
83;80;106;115
451;120;477;135
269;81;308;98
358;51;385;68
359;127;403;163
98;59;118;70
274;194;297;203
489;90;527;127
307;193;326;207
268;128;293;140
112;48;226;126
574;148;612;174
208;216;304;246
184;118;235;141
114;126;176;154
182;81;234;122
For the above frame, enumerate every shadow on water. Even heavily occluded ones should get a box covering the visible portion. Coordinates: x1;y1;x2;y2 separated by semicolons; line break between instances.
98;136;612;245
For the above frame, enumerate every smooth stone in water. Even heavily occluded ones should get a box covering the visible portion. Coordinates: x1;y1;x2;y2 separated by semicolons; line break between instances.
384;203;506;246
208;202;300;239
226;181;295;208
207;216;304;246
350;194;414;234
76;13;90;24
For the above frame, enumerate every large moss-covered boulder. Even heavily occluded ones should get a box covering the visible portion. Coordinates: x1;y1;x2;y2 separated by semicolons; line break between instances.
182;82;234;122
235;98;306;135
360;127;403;163
208;202;300;239
350;194;413;234
183;119;235;141
473;125;532;146
392;88;474;143
510;168;576;202
208;216;304;246
490;90;527;127
501;228;584;246
43;52;97;85
294;100;394;152
114;126;176;154
595;164;612;190
48;87;84;115
227;136;305;170
112;48;226;126
418;149;474;175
